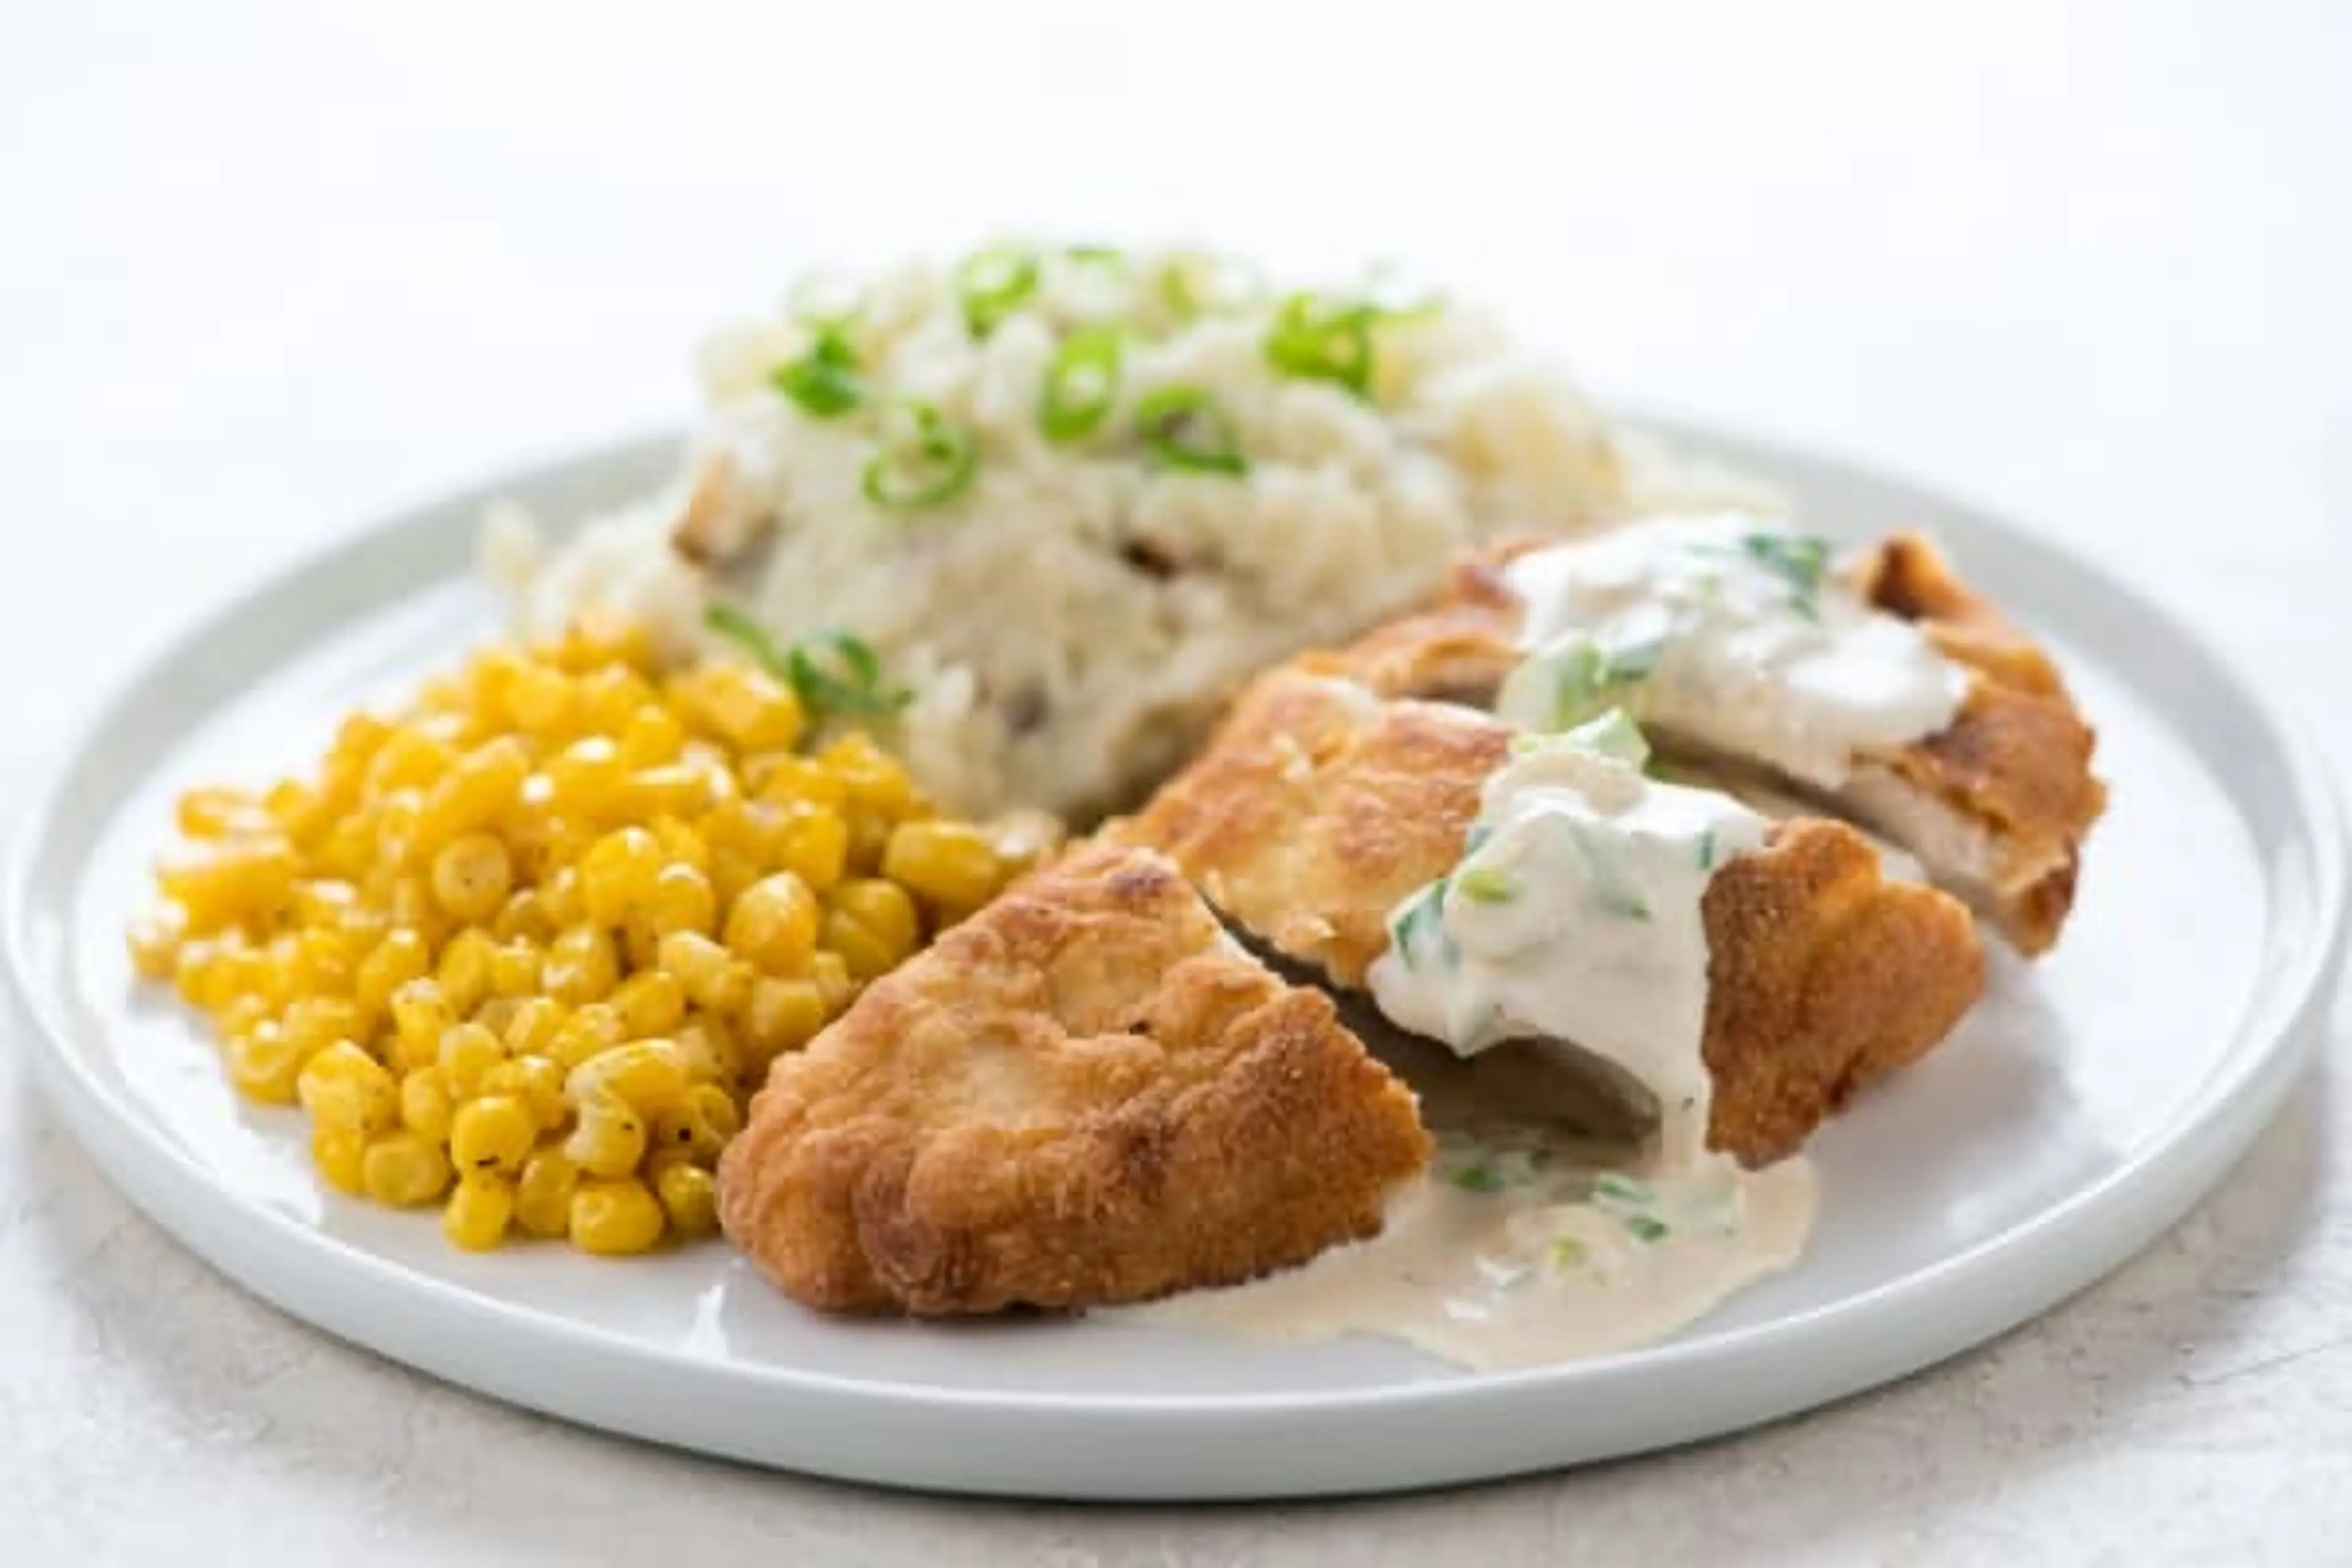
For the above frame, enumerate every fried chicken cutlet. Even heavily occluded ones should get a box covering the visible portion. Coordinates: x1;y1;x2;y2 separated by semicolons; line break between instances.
1117;669;1984;1167
715;842;1431;1315
1306;523;2104;955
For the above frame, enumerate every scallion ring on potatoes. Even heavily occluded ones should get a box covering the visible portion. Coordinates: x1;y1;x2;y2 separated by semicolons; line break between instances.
861;400;979;511
1038;327;1123;442
1133;384;1247;477
956;246;1041;339
1264;291;1376;398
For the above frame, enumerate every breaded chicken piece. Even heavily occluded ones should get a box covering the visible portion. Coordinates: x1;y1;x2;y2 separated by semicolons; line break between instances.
1118;670;1983;1166
1308;532;2105;955
715;842;1431;1315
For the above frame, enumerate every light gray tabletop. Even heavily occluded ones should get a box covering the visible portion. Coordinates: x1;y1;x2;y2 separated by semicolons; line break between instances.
5;2;2347;1561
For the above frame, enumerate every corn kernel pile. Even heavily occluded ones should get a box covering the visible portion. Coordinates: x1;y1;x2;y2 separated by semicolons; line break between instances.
129;623;1038;1254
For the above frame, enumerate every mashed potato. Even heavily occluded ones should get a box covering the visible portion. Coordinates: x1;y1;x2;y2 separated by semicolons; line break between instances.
500;245;1765;820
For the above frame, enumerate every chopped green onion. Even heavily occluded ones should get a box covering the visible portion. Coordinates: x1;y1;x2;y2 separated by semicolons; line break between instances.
1549;1237;1589;1269
1038;326;1123;442
1624;1214;1670;1244
1456;865;1520;903
1593;1172;1653;1206
1450;1164;1506;1194
1065;244;1126;268
1263;291;1376;397
861;401;978;511
1498;630;1665;734
956;247;1040;338
769;322;866;419
704;606;914;725
1696;827;1717;872
1561;708;1652;769
1157;251;1264;321
1387;877;1453;969
1133;383;1248;476
1739;530;1830;614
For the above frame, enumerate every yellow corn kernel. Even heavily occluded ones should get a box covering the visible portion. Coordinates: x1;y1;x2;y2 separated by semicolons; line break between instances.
748;754;849;813
810;951;854;1014
644;862;717;938
610;969;686;1038
434;928;496;1017
442;1172;516;1251
547;1002;626;1069
551;616;656;677
655;1080;740;1156
473;995;522;1039
831;879;920;960
514;1146;578;1238
621;913;663;973
486;939;542;1000
437;1020;507;1097
157;835;298;934
225;1020;306;1104
399;1065;458;1142
575;664;656;735
450;1094;535;1176
570;1176;666;1256
353;927;432;1019
430;833;512;922
363;1130;453;1207
543;924;619;1006
564;1095;649;1180
127;907;186;980
652;1160;719;1240
771;807;850;894
676;659;805;753
567;1039;690;1117
538;865;586;929
312;1125;368;1194
482;1053;568;1132
291;876;359;926
491;886;556;945
625;763;723;822
821;731;921;821
542;736;629;822
881;819;1006;912
618;704;688;767
724;872;820;975
383;874;449;947
707;848;762;913
281;994;369;1063
416;736;531;850
296;1041;399;1133
217;993;274;1040
649;815;709;874
659;931;751;1014
290;924;358;997
501;660;574;735
741;976;827;1066
579;826;663;925
386;978;451;1073
676;1016;741;1088
501;995;567;1058
823;911;896;983
366;728;457;796
175;785;263;839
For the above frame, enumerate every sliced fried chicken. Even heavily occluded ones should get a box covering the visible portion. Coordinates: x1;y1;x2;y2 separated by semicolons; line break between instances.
715;842;1431;1315
1118;669;1984;1167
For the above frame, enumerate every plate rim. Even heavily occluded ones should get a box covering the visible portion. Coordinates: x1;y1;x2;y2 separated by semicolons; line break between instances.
7;422;2344;1496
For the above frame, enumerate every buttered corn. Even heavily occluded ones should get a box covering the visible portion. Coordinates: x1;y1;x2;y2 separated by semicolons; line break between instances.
134;623;1047;1255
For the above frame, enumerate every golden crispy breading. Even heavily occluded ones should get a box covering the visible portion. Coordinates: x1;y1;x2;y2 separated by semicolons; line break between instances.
1121;673;1984;1167
1109;670;1510;988
715;842;1431;1315
1311;530;2105;955
1700;818;1985;1165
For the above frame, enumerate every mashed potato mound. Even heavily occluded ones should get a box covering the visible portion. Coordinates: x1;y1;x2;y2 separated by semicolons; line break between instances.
501;245;1766;820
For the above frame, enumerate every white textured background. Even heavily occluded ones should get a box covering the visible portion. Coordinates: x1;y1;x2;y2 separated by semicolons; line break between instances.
3;2;2347;1561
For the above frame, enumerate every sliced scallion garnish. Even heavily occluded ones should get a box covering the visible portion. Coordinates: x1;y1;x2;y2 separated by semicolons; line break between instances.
1133;383;1248;476
1738;530;1830;615
1624;1214;1670;1244
861;401;978;511
769;322;867;419
1456;865;1520;903
1038;326;1123;442
956;247;1040;338
1450;1164;1506;1194
1264;291;1376;396
704;606;913;724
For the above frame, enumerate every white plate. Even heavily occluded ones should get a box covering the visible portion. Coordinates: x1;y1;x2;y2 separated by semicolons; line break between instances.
6;426;2343;1500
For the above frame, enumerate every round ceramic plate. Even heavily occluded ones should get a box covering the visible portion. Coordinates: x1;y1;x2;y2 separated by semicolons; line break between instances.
6;426;2343;1500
